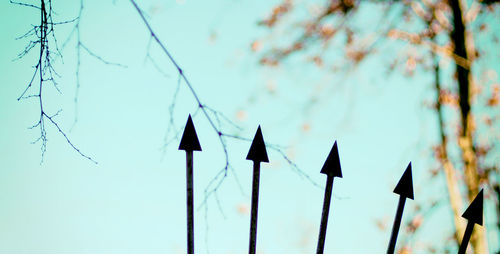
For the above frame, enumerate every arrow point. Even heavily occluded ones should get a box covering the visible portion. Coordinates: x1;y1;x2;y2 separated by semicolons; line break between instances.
393;162;414;200
462;189;484;226
320;141;342;178
246;125;269;163
178;115;202;151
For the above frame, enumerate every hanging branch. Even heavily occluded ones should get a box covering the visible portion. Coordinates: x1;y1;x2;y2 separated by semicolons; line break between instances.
14;0;126;163
14;0;96;163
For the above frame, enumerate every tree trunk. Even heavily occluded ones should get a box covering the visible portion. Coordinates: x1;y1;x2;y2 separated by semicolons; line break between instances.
449;0;487;252
432;52;466;245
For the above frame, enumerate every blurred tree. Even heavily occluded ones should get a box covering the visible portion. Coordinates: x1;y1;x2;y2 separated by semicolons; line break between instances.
253;0;499;252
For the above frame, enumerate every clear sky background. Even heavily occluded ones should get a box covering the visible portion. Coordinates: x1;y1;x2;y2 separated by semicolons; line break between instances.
0;0;498;253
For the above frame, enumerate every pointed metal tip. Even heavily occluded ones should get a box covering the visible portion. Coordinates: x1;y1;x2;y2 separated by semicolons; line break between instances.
393;162;414;200
246;125;269;163
462;189;484;226
179;115;202;151
320;141;342;178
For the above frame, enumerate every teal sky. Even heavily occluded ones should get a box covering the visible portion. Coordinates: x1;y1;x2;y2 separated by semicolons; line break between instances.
0;0;498;253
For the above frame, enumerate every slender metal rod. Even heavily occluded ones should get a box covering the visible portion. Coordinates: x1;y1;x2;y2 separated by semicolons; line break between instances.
387;196;406;254
458;222;474;254
249;162;261;254
316;176;334;254
186;151;194;254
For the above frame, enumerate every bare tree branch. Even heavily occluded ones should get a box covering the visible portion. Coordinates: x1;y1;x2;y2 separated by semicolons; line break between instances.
14;0;96;163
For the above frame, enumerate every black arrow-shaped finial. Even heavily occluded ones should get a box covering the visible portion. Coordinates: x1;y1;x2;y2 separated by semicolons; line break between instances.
247;125;269;254
387;162;414;254
462;189;484;226
458;189;484;254
178;115;202;254
393;162;414;200
179;114;202;151
316;141;343;254
246;125;269;163
320;141;343;178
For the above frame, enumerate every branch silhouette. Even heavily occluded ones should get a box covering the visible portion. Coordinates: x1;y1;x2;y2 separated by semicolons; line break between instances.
14;0;96;163
14;0;125;163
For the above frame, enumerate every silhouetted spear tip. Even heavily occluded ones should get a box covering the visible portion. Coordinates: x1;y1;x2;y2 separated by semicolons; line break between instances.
462;189;484;226
178;115;202;151
320;141;342;178
246;125;269;163
393;162;414;200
